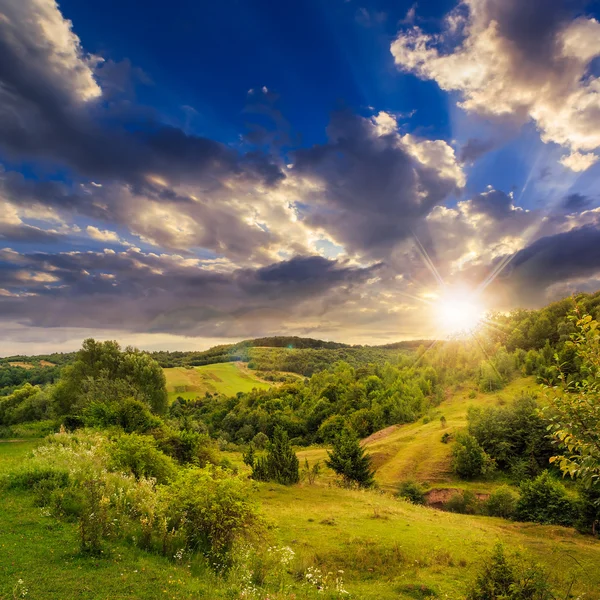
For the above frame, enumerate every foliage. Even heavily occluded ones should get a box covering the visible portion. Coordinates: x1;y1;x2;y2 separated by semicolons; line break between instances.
397;479;427;505
544;314;600;491
451;433;495;480
466;543;555;600
109;433;177;484
301;457;321;485
247;426;300;485
468;394;553;478
516;472;577;526
53;339;168;417
0;383;53;425
484;486;519;519
159;466;265;568
445;490;480;515
326;426;375;488
83;397;162;433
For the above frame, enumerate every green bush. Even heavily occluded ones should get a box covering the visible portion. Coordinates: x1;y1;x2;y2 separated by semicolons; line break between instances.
397;480;427;505
84;398;161;433
467;543;555;599
452;433;495;479
109;433;177;484
516;472;577;526
445;490;480;515
484;486;518;519
160;466;265;569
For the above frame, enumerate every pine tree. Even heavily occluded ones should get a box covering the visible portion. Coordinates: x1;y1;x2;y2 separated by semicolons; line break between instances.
326;426;375;488
248;427;299;485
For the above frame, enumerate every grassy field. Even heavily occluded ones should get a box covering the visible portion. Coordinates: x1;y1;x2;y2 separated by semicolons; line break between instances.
164;362;271;403
1;439;599;599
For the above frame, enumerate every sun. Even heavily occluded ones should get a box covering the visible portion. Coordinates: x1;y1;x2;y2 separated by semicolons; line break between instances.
433;285;486;336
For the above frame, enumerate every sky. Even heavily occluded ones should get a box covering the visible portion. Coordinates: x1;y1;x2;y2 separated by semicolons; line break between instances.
1;0;600;355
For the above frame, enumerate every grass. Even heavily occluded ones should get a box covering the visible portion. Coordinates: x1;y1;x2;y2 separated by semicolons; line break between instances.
164;362;271;403
298;377;539;492
257;481;600;599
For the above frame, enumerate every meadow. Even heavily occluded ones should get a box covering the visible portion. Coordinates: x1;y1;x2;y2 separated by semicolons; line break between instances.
164;362;271;402
1;433;599;600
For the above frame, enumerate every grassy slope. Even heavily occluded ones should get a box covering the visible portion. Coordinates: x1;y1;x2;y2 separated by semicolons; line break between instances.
257;482;600;599
164;362;271;402
298;377;539;491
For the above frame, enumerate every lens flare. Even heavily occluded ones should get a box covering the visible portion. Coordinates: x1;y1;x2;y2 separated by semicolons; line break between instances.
433;286;485;336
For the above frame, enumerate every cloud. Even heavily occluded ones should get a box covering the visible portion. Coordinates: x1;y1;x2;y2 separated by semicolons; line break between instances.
0;248;380;337
291;111;464;259
85;226;122;244
391;0;600;170
559;151;599;172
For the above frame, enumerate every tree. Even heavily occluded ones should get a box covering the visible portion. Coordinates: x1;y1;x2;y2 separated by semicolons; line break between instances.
53;339;168;416
452;432;495;479
248;427;299;485
326;426;375;488
544;315;600;491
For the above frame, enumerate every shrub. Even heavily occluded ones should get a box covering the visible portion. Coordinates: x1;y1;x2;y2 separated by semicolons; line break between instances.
397;480;427;505
445;490;480;515
516;472;577;526
160;466;265;569
252;431;269;449
247;426;299;485
326;426;375;488
575;485;600;536
484;486;518;519
467;543;555;600
84;398;161;433
155;427;219;466
109;433;177;484
452;433;495;479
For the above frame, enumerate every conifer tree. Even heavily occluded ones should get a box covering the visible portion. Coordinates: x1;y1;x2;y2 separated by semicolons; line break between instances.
248;427;299;485
326;426;375;488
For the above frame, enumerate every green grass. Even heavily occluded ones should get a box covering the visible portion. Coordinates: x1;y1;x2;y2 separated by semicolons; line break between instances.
164;362;271;403
256;481;600;599
0;439;38;470
298;377;539;491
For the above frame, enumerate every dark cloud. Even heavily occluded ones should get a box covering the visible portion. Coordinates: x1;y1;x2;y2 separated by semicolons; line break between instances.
459;138;497;163
0;249;378;336
293;111;463;258
562;193;591;212
485;225;600;305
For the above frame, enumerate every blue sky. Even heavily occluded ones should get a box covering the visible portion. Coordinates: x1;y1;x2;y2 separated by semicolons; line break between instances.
1;0;600;354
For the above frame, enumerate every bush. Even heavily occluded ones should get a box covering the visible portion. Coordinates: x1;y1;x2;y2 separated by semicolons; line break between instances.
109;433;177;484
445;490;480;514
575;485;600;536
252;431;269;449
467;543;555;600
160;466;265;569
397;480;427;505
516;472;577;526
452;433;495;479
84;398;161;433
484;486;518;519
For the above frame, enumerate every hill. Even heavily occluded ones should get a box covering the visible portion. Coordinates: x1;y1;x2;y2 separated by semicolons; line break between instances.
164;362;272;402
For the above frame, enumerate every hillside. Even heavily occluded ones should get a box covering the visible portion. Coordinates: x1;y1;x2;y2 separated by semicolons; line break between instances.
298;377;539;491
164;362;272;402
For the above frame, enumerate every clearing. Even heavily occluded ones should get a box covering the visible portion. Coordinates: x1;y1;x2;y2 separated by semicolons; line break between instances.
164;362;271;402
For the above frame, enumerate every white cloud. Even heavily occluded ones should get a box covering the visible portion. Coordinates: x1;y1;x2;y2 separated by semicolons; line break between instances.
0;0;101;103
559;151;599;173
86;225;121;243
391;1;600;170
